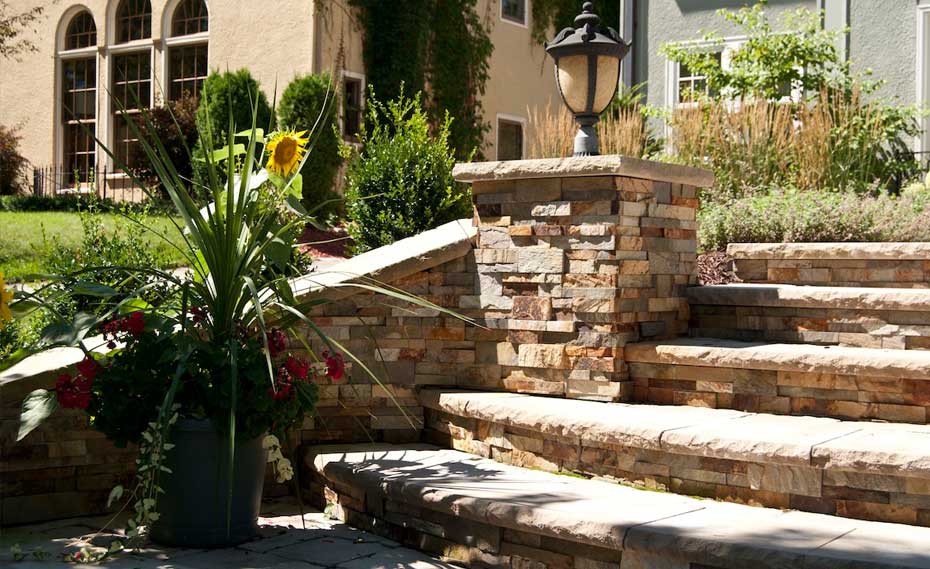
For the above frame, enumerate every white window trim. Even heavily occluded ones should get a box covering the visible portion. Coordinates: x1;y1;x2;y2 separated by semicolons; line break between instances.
496;113;527;161
340;70;366;142
55;6;101;188
500;0;528;29
916;3;930;153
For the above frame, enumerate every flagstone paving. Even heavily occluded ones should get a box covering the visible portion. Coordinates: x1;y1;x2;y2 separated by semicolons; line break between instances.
0;498;462;568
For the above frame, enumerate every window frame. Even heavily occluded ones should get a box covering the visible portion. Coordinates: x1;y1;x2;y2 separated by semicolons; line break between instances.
57;9;100;191
496;114;526;161
341;71;366;143
163;0;209;102
500;0;527;28
114;0;153;45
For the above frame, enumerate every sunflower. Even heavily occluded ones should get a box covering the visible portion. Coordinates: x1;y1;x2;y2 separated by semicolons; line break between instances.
265;130;309;177
0;271;12;330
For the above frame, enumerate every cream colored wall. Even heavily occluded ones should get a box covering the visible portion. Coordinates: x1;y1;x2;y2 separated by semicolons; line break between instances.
0;0;562;176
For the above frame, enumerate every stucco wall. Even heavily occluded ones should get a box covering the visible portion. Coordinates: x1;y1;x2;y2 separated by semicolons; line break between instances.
848;1;915;104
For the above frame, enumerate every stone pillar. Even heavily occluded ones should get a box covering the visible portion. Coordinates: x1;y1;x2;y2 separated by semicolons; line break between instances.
453;156;713;402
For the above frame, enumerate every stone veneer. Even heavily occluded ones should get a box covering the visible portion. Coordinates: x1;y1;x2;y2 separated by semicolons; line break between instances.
729;242;930;288
454;156;712;401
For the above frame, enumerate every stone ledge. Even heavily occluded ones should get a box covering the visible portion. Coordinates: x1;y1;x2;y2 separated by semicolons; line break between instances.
309;443;930;569
419;389;930;477
727;242;930;261
452;156;714;188
626;337;930;380
290;219;476;302
687;283;930;312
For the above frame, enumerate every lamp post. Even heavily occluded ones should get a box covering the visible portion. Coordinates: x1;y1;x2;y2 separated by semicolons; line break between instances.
545;2;630;157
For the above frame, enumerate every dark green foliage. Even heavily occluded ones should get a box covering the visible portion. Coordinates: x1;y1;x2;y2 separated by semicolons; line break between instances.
427;0;492;160
0;124;28;195
129;94;199;196
344;90;471;253
277;73;342;218
193;69;274;186
0;194;174;214
531;0;621;45
347;0;493;159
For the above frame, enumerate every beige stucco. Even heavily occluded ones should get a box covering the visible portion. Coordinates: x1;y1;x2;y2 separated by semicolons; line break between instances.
0;0;562;176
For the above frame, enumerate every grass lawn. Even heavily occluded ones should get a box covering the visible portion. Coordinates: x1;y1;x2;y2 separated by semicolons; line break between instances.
0;211;188;281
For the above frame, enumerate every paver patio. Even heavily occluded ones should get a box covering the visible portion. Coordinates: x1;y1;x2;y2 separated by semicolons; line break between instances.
0;498;461;568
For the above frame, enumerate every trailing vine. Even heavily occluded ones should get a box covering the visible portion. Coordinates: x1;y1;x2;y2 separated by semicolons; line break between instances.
531;0;621;45
342;0;493;160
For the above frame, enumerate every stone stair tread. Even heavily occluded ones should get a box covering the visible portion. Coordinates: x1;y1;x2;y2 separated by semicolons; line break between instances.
687;283;930;312
420;389;930;477
626;337;930;380
309;443;930;569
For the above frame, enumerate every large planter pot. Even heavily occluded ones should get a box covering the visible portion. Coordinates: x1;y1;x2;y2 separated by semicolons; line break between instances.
150;418;267;548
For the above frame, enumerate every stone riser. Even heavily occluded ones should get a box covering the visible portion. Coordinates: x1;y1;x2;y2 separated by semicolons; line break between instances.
630;362;930;424
306;474;639;569
734;259;930;288
691;304;930;351
423;408;930;529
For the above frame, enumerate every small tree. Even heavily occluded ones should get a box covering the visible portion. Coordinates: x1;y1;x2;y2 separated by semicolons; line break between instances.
277;74;342;218
343;89;471;253
660;1;850;101
129;94;199;197
0;124;28;195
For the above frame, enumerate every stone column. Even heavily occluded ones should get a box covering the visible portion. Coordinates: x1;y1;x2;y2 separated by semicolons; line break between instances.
453;156;713;402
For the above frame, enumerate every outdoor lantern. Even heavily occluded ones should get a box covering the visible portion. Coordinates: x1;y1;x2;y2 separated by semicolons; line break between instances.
546;2;630;156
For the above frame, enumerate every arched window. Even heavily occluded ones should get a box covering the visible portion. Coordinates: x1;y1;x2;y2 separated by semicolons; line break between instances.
166;0;209;102
111;0;153;169
116;0;151;43
60;10;98;187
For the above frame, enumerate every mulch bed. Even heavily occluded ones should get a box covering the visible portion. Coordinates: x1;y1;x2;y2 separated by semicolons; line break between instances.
298;224;352;261
697;251;741;285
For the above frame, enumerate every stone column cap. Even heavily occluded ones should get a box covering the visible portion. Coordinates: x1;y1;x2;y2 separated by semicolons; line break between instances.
453;155;714;187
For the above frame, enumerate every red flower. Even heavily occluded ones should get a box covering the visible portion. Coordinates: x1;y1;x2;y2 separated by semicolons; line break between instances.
75;356;101;380
56;372;92;410
102;311;145;343
323;351;345;381
266;329;287;358
269;365;295;402
284;356;310;381
124;311;145;337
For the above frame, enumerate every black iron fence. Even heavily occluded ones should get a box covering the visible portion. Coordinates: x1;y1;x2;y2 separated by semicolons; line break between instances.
32;165;146;203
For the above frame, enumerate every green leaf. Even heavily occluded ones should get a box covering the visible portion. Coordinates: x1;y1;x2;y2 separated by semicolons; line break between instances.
208;143;246;163
17;390;58;441
285;195;308;216
119;297;152;314
235;128;265;140
10;299;41;318
39;312;97;347
71;282;119;298
286;173;302;200
107;485;124;508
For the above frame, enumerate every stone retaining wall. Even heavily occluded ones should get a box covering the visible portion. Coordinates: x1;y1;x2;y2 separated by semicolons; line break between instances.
728;243;930;288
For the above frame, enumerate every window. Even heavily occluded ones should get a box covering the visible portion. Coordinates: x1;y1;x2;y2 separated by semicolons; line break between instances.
502;0;526;26
116;0;152;43
167;0;209;102
112;51;151;166
65;11;97;50
497;118;524;161
343;76;363;140
677;51;721;103
60;11;98;186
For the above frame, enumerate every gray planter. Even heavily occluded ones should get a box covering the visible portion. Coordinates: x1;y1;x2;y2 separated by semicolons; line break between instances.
149;418;267;548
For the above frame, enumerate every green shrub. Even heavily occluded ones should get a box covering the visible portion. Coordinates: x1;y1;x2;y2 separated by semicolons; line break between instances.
0;124;28;195
0;194;174;214
129;93;199;196
193;69;274;187
698;188;930;251
343;90;471;253
277;73;342;219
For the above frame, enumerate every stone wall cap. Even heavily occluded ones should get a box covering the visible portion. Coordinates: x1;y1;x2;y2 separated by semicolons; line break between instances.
626;337;930;380
453;155;714;187
290;219;475;302
727;242;930;260
309;442;930;566
687;283;930;312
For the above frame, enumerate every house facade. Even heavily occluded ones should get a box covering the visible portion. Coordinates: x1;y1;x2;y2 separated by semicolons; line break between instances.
0;0;562;192
621;0;930;150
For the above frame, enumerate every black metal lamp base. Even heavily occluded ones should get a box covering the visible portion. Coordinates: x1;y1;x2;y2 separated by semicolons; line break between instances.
573;122;600;157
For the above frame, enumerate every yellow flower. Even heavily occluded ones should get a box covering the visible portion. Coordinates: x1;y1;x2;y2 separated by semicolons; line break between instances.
0;271;12;330
265;130;309;177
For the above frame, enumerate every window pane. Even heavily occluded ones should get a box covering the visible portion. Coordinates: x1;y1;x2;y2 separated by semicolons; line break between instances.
112;52;151;111
62;58;96;121
65;11;97;50
116;0;152;43
502;0;526;24
64;123;96;185
172;0;208;36
343;78;362;138
498;120;523;161
169;43;208;101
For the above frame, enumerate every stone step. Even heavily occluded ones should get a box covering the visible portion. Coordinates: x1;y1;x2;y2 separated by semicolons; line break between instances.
307;442;930;569
727;242;930;288
420;388;930;528
688;284;930;350
626;337;930;423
